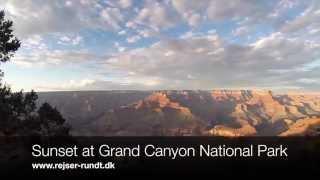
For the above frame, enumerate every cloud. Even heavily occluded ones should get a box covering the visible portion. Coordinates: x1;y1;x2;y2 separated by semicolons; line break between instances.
36;78;95;91
1;0;316;39
100;6;124;30
171;0;208;26
280;1;320;33
170;0;271;26
126;35;141;43
1;0;314;39
269;0;299;18
12;49;103;68
232;26;250;36
137;28;156;38
118;30;126;35
22;35;47;50
35;78;162;91
280;1;320;35
58;35;83;45
118;0;132;9
0;0;125;37
104;32;320;90
114;42;126;52
105;0;132;9
188;13;202;27
297;78;319;84
1;0;320;91
133;0;179;31
207;0;262;21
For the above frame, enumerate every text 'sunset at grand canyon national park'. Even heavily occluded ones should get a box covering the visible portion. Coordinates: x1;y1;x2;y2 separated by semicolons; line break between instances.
0;0;320;178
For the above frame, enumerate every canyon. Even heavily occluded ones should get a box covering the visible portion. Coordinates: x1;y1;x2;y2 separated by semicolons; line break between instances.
38;90;320;136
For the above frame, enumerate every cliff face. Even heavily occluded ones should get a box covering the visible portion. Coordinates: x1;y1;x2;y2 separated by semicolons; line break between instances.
100;92;203;136
212;90;289;136
100;90;320;136
279;118;320;136
38;90;320;136
211;90;320;136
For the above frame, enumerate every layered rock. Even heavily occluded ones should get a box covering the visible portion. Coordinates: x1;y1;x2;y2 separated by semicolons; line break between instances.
101;92;204;136
37;90;320;136
166;90;320;136
280;118;320;136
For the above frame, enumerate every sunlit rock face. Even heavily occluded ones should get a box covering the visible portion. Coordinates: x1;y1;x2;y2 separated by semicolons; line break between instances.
101;92;202;136
207;90;320;136
37;90;320;136
280;118;320;136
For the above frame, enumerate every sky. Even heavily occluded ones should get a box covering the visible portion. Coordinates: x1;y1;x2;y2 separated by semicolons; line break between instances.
0;0;319;92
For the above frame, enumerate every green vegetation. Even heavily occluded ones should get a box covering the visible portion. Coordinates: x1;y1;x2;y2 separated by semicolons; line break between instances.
0;10;69;136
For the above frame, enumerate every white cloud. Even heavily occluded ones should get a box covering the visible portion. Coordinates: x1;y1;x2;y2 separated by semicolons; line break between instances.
72;36;83;45
164;50;175;57
134;0;179;31
279;0;299;9
125;21;137;29
207;29;217;34
0;0;126;37
137;28;156;38
207;0;263;21
171;0;268;27
188;13;201;27
280;1;320;33
100;7;124;30
1;0;310;39
114;42;126;52
297;78;319;84
104;32;320;90
60;36;71;42
65;79;96;89
36;78;96;91
1;0;314;39
105;0;132;9
12;49;102;68
171;0;208;17
65;1;72;7
23;35;47;50
269;0;299;18
171;0;208;27
180;31;195;39
127;35;141;43
118;0;132;9
232;26;250;36
35;78;163;91
309;28;320;34
2;0;320;91
58;35;83;45
118;30;126;35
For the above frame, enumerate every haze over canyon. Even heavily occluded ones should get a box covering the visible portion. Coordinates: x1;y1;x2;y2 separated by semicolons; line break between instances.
37;90;320;136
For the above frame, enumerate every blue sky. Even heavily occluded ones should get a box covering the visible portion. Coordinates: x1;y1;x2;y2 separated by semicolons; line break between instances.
0;0;319;91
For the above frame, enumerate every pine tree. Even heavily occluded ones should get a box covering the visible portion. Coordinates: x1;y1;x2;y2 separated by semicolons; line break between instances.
0;10;69;136
0;10;20;63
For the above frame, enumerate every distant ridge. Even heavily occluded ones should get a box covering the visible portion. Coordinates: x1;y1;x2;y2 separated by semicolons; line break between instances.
37;90;320;136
